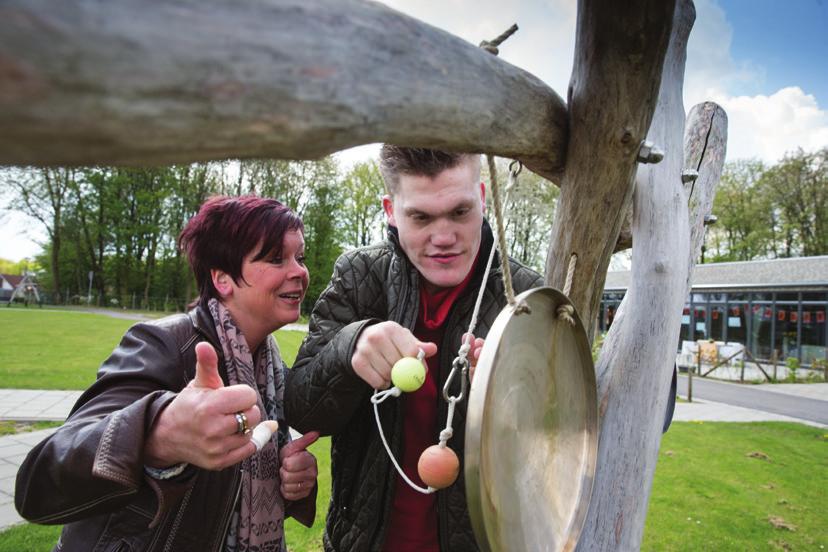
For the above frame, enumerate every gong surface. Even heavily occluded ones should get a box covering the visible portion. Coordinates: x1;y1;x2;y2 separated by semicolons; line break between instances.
465;287;598;552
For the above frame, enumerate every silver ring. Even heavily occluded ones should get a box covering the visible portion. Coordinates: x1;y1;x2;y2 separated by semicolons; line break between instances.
234;412;250;435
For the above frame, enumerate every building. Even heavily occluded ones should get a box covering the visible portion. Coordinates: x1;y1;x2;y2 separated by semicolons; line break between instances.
601;256;828;367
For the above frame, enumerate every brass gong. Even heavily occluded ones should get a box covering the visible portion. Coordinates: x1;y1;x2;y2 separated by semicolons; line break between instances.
465;287;598;551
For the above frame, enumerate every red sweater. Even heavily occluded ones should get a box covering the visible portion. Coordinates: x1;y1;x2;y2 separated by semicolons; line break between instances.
383;267;476;551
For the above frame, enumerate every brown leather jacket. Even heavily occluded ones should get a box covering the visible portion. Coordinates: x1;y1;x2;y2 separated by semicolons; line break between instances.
15;304;314;552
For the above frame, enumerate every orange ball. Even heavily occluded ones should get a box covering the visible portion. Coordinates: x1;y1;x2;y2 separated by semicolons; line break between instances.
417;444;460;489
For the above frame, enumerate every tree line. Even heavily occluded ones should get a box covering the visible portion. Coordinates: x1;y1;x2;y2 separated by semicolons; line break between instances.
5;147;822;313
0;159;382;311
1;157;559;312
705;147;827;262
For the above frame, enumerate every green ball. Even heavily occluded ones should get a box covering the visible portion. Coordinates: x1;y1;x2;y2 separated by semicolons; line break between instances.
391;357;426;392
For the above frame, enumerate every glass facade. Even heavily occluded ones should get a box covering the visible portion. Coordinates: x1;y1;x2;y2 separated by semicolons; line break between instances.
599;289;828;366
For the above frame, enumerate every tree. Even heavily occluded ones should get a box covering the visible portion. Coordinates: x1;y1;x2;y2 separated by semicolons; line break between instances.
485;159;559;272
706;159;773;261
340;161;385;249
1;167;74;302
763;148;828;257
302;178;345;312
0;257;40;276
162;163;222;306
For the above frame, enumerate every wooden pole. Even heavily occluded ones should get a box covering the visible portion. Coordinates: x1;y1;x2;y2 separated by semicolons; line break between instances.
689;346;697;403
772;349;778;381
543;0;678;335
576;2;729;549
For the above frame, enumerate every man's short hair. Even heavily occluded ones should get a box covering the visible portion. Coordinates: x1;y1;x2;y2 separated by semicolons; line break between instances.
379;145;481;195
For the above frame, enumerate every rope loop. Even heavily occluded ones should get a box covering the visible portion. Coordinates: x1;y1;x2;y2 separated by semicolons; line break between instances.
370;386;402;404
557;303;576;326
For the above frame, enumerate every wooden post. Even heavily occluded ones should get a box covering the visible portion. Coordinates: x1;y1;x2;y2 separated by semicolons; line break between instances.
576;2;728;549
740;358;745;383
543;0;678;335
689;346;696;403
772;349;778;381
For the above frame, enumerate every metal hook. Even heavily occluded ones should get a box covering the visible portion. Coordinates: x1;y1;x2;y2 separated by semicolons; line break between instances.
508;159;523;176
443;356;469;403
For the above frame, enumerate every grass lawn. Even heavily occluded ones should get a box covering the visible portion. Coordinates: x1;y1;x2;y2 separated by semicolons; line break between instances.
642;422;827;551
2;311;825;550
3;423;824;551
0;309;306;390
0;421;62;437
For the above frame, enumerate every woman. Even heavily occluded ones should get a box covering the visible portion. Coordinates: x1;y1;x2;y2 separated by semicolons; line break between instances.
15;195;318;551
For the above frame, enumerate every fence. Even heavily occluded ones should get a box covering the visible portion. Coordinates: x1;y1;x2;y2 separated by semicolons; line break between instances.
677;339;828;383
3;290;191;314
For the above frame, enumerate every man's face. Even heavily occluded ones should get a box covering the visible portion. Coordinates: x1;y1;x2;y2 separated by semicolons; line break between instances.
383;161;485;293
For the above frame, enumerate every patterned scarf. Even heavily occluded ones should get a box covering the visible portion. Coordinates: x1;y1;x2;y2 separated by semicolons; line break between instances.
208;299;288;552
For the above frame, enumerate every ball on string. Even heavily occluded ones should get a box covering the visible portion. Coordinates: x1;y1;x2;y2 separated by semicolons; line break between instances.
418;444;459;489
391;356;426;393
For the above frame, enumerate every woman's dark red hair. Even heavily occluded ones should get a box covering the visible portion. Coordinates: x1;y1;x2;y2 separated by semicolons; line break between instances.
178;195;303;304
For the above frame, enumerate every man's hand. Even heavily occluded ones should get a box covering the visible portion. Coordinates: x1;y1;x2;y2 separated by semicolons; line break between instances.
279;431;320;501
462;332;485;381
145;342;261;471
351;321;437;389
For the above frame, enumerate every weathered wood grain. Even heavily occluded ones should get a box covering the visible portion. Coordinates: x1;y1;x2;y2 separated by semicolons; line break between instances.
0;0;567;175
543;0;678;338
578;5;728;550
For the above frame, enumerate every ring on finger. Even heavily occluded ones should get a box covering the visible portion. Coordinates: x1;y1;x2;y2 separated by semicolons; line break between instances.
234;411;250;435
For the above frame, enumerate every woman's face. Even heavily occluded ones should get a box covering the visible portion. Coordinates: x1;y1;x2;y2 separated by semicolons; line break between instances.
219;229;309;348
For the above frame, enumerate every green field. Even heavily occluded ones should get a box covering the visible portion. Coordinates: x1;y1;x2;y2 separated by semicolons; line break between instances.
0;308;306;389
1;310;825;551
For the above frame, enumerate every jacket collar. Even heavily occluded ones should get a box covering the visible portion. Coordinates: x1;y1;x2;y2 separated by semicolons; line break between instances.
190;299;223;348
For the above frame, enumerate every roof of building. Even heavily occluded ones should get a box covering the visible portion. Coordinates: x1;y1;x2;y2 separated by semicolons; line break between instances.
605;255;828;291
0;274;24;287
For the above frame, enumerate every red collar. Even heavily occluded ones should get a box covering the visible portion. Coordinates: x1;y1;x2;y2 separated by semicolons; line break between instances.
418;252;480;330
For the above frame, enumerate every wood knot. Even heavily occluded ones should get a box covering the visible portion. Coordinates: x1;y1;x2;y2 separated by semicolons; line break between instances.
620;129;634;144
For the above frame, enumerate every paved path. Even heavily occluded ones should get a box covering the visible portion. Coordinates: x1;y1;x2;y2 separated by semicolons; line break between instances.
0;307;153;321
0;380;824;532
677;376;828;425
0;389;83;422
0;428;58;529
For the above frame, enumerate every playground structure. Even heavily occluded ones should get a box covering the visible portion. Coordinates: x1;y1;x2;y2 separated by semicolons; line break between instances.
0;0;728;549
3;273;41;307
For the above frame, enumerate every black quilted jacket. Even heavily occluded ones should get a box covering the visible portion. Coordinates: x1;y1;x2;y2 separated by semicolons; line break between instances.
285;222;543;551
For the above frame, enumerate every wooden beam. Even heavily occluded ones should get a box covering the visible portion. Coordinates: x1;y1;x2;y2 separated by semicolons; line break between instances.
0;0;567;176
543;0;678;339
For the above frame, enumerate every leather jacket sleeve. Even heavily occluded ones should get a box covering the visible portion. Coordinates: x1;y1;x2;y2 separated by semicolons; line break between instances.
285;252;379;435
15;322;195;526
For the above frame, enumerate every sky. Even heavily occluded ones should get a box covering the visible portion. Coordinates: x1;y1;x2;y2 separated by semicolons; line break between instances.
2;0;827;262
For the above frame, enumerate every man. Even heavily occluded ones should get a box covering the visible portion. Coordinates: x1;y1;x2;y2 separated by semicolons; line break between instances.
285;146;543;551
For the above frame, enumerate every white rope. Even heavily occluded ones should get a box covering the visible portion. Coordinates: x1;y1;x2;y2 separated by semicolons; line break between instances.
370;237;498;494
439;399;458;447
372;391;435;495
458;234;499;364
